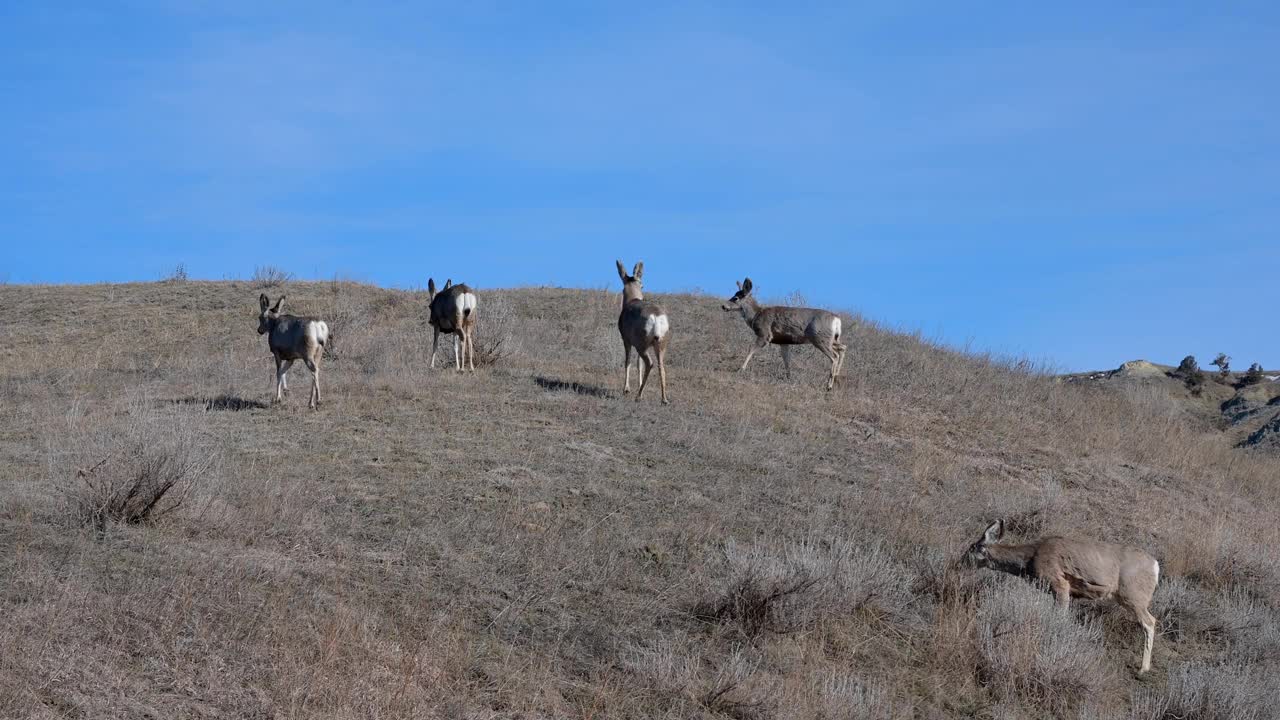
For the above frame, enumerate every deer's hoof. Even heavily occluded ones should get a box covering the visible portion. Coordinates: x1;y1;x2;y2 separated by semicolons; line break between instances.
661;398;671;405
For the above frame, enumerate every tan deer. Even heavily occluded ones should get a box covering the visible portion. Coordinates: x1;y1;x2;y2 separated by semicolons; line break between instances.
257;294;329;409
722;278;846;390
962;520;1160;673
616;260;670;404
427;278;478;372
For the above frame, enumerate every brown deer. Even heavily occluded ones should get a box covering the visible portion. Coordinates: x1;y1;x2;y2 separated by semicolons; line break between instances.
616;260;670;404
722;278;846;390
962;520;1160;673
427;278;478;372
257;294;329;409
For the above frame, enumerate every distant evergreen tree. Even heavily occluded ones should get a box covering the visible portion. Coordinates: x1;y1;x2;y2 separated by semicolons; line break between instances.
1241;363;1266;386
1174;355;1205;394
1211;353;1231;379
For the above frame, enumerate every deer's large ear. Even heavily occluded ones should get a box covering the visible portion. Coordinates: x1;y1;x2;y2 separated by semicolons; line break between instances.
735;279;743;291
271;296;285;313
632;262;644;280
259;293;270;311
616;260;628;281
983;520;1004;544
428;278;436;295
742;277;753;293
444;279;452;290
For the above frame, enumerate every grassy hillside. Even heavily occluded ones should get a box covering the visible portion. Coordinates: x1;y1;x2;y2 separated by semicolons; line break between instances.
1063;359;1280;453
1;279;1278;719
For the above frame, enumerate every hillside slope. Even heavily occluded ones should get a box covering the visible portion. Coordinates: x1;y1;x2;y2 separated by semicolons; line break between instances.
1;280;1278;719
1063;359;1280;452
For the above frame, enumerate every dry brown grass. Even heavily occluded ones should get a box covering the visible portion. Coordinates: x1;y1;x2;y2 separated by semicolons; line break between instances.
1;279;1278;719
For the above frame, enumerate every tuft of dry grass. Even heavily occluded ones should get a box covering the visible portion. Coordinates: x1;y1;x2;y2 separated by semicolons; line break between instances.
975;581;1112;714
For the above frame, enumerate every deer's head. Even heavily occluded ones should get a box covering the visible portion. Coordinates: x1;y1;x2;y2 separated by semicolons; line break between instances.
961;520;1005;568
616;260;644;304
722;277;754;312
258;294;285;334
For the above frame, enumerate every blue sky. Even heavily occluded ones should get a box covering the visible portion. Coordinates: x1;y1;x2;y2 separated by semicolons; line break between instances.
2;2;1277;370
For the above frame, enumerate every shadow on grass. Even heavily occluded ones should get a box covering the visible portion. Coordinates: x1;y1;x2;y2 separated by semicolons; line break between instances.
167;395;269;412
534;376;614;399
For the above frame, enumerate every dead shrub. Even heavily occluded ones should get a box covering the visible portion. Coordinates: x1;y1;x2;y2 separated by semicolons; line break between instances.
622;641;771;718
252;265;293;288
1212;586;1280;662
692;539;916;637
60;399;216;531
975;581;1110;713
472;292;523;367
1134;661;1280;720
808;670;901;720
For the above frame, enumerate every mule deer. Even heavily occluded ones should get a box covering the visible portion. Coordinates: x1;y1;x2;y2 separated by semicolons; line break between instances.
722;278;846;390
427;278;478;372
962;520;1160;673
257;294;329;409
616;260;670;404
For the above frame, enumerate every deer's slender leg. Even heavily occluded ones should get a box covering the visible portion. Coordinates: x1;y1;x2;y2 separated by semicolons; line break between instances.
304;357;319;408
430;327;440;369
1136;607;1156;673
467;326;476;372
1051;579;1072;613
280;359;291;393
833;341;848;375
622;342;633;394
656;344;669;404
811;339;840;390
453;334;462;372
739;336;768;372
637;350;654;400
781;345;793;378
275;358;294;402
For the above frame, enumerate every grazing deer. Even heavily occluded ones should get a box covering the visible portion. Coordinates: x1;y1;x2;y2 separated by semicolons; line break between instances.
616;260;670;404
721;278;847;390
962;520;1160;674
257;294;329;409
427;278;478;372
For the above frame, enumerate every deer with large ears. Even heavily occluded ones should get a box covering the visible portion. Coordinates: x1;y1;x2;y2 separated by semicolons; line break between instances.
616;260;671;404
722;277;847;390
961;520;1161;674
427;278;478;372
257;294;330;409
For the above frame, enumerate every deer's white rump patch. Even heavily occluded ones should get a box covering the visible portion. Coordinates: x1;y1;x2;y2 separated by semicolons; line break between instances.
308;321;330;347
645;314;669;339
830;317;842;337
459;293;477;315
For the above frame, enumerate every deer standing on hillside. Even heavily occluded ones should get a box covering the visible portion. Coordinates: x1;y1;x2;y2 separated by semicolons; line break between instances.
427;278;478;372
257;294;330;409
961;520;1160;674
616;260;671;404
722;278;847;390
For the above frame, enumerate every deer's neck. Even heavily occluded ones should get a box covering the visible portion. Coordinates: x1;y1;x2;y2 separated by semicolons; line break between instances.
738;295;763;324
984;543;1038;577
622;286;644;307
